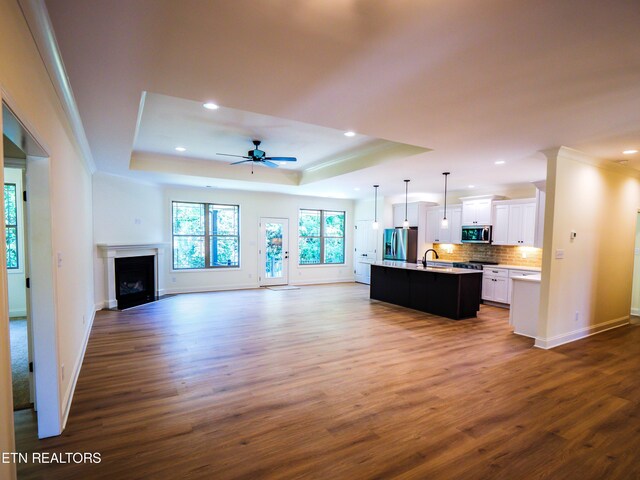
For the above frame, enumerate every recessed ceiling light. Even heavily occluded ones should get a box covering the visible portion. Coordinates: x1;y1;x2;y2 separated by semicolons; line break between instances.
494;160;505;165
344;131;356;137
175;146;186;152
623;149;638;155
203;102;219;110
468;185;475;188
354;187;360;191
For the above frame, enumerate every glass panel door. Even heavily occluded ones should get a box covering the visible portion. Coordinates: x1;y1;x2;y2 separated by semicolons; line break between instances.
260;218;289;286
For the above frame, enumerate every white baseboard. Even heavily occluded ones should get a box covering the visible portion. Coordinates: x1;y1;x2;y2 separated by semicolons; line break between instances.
164;282;259;295
61;308;96;430
94;301;106;311
165;278;355;295
290;277;355;286
631;307;639;316
534;315;629;349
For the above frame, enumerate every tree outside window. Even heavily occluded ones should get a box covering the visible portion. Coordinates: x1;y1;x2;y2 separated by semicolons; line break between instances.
4;184;18;269
298;209;345;265
172;201;239;269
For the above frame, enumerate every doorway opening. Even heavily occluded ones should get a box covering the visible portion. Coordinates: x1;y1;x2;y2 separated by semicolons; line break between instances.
259;218;289;286
4;164;33;411
3;100;61;439
631;211;640;323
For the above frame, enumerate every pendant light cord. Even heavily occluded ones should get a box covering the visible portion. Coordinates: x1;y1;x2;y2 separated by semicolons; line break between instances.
374;185;379;223
443;173;448;219
404;180;409;221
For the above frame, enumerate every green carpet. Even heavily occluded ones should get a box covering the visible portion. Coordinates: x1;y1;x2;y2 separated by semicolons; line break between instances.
9;318;31;410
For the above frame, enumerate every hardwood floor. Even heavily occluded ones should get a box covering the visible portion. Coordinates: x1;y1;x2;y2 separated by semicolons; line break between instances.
14;283;640;479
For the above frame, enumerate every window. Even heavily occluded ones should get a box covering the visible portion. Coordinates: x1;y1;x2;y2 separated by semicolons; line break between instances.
4;184;18;269
172;201;239;270
298;209;345;265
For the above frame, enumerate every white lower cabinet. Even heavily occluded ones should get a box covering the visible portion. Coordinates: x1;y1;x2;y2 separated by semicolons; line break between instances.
508;269;541;304
482;268;509;303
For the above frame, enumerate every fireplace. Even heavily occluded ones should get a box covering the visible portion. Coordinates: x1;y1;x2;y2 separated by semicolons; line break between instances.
114;255;156;309
98;243;165;310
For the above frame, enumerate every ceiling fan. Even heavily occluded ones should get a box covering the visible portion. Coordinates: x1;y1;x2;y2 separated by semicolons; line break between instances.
217;140;297;170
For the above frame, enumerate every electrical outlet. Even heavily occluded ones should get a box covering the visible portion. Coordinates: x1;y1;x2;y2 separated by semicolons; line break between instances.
171;277;177;283
82;314;85;325
574;311;579;322
61;364;65;380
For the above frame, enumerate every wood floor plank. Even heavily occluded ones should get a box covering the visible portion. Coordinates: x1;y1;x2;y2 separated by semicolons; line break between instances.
13;283;640;479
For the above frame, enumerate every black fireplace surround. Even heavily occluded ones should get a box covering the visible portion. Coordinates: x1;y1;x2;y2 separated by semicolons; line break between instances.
114;255;156;309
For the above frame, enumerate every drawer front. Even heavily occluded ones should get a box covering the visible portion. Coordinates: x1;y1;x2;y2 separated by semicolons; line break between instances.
484;268;508;278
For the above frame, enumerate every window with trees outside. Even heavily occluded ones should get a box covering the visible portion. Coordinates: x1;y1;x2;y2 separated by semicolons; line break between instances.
4;183;18;269
298;209;345;265
172;201;240;270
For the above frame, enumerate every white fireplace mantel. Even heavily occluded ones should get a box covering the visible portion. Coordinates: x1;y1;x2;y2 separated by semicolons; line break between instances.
98;243;167;309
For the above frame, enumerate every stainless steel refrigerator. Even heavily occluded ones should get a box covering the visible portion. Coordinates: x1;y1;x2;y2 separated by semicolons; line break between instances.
383;228;418;263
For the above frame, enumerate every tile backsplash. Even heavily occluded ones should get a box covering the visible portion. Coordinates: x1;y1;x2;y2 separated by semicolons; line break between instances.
431;243;542;267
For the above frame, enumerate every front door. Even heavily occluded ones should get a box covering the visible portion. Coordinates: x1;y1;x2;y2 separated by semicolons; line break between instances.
260;218;289;286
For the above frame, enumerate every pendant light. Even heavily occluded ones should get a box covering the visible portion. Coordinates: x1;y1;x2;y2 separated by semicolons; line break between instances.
372;185;380;230
441;172;450;229
403;179;410;229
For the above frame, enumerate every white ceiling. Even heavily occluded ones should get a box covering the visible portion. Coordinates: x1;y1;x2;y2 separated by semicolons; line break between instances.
135;92;392;170
44;0;640;199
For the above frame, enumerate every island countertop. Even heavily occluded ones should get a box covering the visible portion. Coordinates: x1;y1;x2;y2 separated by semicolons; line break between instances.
372;260;482;275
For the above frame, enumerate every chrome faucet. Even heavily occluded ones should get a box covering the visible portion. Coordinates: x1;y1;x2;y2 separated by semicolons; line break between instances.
422;248;439;267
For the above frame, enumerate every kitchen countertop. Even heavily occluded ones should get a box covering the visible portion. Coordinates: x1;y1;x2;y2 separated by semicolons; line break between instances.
373;261;482;275
491;264;541;272
396;259;541;272
511;274;541;283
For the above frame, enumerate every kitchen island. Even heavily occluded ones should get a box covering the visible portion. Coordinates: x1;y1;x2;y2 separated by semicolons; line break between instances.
370;261;483;320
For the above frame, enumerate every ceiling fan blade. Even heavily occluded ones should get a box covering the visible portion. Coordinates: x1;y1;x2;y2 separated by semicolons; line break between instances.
217;153;251;159
262;160;279;168
230;159;253;165
265;157;297;162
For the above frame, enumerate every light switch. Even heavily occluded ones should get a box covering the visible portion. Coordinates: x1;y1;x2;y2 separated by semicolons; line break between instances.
555;249;565;259
57;252;63;267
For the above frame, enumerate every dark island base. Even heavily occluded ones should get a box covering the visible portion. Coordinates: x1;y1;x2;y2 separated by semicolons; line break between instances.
370;265;482;320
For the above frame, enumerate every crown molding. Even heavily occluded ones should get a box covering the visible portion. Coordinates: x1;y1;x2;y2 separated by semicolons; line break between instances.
17;0;97;173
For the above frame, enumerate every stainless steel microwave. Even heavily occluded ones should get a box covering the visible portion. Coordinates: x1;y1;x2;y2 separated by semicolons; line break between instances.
461;225;492;244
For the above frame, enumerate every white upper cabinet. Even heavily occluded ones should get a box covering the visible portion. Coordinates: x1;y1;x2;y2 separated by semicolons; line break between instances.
425;207;440;243
446;206;462;244
492;199;536;246
534;183;546;249
492;204;509;245
425;205;462;244
392;202;420;227
461;198;496;225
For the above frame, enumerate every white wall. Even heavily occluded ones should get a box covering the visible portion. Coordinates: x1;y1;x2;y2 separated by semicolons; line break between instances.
92;172;165;307
4;167;26;317
92;174;355;305
354;196;384;261
0;0;95;454
537;147;640;348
